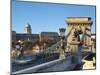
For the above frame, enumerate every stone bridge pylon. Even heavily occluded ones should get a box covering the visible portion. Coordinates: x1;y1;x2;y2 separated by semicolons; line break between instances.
66;17;93;63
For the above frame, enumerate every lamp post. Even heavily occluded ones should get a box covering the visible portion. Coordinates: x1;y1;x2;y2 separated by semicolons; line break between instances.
59;28;66;59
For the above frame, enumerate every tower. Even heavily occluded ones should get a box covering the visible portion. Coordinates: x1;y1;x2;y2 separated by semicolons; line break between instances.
66;17;93;48
24;23;32;34
59;28;66;37
66;17;93;64
59;28;66;59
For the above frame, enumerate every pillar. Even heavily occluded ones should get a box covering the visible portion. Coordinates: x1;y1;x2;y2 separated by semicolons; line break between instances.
59;28;66;59
66;17;93;64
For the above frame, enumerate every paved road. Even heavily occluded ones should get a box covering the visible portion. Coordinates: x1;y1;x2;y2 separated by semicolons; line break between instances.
11;53;59;72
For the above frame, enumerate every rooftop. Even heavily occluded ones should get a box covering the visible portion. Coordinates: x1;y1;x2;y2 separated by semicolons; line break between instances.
66;17;93;24
25;23;31;28
40;32;59;36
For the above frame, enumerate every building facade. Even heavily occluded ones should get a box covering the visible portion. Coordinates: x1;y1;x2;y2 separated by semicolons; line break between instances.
24;23;32;34
12;23;60;48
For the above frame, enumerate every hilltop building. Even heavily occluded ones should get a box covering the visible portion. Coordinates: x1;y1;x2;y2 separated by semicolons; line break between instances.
12;23;60;48
24;23;32;34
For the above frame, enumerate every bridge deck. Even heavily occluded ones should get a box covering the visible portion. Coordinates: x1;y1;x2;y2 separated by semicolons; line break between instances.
11;53;60;72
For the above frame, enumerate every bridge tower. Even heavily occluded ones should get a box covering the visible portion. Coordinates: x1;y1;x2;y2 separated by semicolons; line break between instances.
66;17;93;64
59;28;66;59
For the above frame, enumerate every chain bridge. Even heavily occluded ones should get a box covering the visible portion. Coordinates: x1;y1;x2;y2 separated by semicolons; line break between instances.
12;17;94;74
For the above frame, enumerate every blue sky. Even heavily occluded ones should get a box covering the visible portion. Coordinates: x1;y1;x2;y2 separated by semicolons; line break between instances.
12;0;96;34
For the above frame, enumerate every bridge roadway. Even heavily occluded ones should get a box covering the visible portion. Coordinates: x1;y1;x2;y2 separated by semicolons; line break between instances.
11;52;60;72
12;55;77;74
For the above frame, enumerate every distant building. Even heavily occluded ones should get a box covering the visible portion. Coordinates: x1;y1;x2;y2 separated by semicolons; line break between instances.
24;23;32;34
39;32;60;47
16;33;39;42
40;32;59;42
12;23;60;48
12;31;16;43
12;23;39;43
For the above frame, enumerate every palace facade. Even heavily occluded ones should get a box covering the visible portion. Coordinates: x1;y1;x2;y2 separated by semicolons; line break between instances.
12;23;60;48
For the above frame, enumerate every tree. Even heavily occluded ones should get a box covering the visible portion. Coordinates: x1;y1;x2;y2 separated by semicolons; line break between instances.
18;40;33;56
